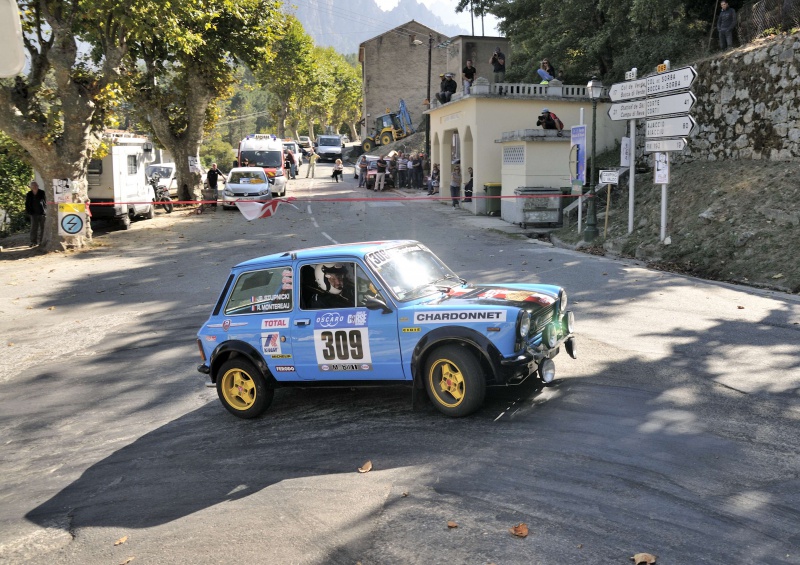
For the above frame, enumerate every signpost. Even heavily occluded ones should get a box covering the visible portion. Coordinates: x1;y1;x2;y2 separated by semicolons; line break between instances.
607;100;646;121
645;138;687;153
599;170;619;185
645;115;696;138
646;92;696;117
645;66;698;96
608;78;647;102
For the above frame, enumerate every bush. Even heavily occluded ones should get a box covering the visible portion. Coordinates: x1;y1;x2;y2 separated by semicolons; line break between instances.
0;133;33;237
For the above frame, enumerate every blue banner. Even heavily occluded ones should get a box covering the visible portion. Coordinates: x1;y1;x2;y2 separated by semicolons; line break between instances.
570;125;587;186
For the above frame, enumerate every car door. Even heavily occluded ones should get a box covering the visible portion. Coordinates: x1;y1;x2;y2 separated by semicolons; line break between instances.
291;260;405;381
218;265;299;381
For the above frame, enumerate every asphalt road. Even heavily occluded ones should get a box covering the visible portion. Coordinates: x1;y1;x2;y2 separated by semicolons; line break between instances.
1;162;799;564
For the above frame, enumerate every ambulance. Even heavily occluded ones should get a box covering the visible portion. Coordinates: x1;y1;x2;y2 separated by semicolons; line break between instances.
236;134;287;196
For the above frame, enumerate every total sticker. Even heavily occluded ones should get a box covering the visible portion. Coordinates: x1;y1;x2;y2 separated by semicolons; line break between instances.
261;317;290;329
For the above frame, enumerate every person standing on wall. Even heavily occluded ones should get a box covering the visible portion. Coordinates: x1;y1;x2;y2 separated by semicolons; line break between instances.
462;59;476;94
25;180;46;247
718;0;737;50
489;47;506;94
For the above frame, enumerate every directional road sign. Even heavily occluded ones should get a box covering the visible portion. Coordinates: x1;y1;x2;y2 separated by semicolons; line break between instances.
607;100;646;121
646;66;697;96
608;78;647;102
645;115;696;138
646;92;696;118
644;138;688;153
599;170;619;184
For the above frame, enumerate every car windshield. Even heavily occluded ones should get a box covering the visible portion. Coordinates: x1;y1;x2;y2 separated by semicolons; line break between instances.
239;150;282;168
145;165;173;178
229;171;266;184
318;137;339;147
366;243;460;301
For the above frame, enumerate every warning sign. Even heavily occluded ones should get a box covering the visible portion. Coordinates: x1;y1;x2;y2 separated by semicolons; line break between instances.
58;203;86;236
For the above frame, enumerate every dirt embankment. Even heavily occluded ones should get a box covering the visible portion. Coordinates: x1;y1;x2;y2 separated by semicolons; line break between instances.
554;159;800;294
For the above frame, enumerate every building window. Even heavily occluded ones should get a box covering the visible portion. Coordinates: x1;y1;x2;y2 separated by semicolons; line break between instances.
503;146;525;165
127;155;137;175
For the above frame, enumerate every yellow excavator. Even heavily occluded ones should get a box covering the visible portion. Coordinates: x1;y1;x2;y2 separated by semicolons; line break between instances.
361;100;415;152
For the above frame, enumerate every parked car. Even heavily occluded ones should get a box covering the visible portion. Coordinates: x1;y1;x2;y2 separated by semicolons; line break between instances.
357;155;394;190
315;134;344;162
196;240;577;419
297;135;312;149
145;162;209;198
221;167;273;209
283;140;303;166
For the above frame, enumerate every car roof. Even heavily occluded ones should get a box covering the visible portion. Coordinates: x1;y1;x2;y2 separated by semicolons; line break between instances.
234;240;420;270
229;167;267;175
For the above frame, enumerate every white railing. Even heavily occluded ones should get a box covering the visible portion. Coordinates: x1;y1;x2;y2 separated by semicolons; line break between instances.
490;83;609;99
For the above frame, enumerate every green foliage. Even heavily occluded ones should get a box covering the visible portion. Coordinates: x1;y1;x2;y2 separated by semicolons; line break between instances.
200;136;236;172
0;133;33;236
494;0;708;84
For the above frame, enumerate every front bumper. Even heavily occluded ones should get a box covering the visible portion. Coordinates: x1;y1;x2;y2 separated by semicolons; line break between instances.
495;334;577;385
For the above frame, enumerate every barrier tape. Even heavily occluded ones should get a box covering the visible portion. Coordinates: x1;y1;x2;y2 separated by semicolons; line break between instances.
52;192;593;207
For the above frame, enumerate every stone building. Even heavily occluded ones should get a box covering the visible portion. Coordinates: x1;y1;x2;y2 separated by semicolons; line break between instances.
358;21;447;141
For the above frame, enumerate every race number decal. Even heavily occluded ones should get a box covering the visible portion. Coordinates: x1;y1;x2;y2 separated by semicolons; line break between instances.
313;328;372;370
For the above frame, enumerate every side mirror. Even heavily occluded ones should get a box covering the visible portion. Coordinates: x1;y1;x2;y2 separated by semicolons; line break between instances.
364;296;392;314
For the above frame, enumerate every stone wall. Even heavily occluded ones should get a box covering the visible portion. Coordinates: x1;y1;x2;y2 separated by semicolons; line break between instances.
642;32;800;163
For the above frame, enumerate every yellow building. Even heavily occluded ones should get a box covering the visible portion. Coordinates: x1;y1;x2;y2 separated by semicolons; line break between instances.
427;80;626;223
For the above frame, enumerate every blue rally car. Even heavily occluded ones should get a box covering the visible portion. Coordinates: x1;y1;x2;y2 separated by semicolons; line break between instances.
196;240;576;418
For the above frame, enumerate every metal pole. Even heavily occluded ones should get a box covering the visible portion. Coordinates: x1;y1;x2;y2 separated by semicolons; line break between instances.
661;183;668;242
426;34;432;161
628;118;635;234
578;108;584;233
584;98;599;241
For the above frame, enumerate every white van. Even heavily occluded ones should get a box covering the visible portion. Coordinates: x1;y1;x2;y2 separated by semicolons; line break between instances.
315;135;344;162
87;136;155;230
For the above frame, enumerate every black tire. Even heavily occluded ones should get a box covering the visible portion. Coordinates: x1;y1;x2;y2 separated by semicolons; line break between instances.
216;358;273;419
121;214;132;230
362;138;374;152
423;345;485;417
160;196;173;214
380;132;393;146
145;202;155;220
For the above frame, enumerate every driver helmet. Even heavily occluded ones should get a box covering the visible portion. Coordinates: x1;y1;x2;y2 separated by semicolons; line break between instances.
315;263;348;294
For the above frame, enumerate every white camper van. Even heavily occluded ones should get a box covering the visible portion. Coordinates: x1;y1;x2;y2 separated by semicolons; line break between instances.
87;134;156;229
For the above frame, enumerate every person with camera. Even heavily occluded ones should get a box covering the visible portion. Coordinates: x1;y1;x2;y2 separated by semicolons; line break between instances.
537;59;557;84
489;47;506;94
537;108;564;136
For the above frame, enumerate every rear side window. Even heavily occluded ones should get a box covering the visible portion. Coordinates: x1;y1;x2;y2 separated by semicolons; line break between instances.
224;267;293;315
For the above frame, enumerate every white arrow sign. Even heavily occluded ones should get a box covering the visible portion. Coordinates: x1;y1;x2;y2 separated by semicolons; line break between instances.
645;115;696;138
646;66;698;96
608;100;646;121
609;79;647;102
599;170;619;184
644;138;688;152
646;92;697;118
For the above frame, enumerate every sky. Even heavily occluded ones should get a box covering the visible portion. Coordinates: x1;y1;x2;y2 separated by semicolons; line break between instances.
375;0;501;37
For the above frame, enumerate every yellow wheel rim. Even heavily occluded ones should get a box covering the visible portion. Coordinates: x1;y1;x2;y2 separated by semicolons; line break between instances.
220;367;257;411
428;359;465;407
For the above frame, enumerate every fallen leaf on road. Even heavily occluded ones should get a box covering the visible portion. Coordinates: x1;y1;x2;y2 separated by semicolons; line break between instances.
114;535;128;546
447;521;458;528
358;460;372;473
401;492;408;497
47;306;55;310
737;305;744;309
509;523;528;537
631;552;657;564
119;558;135;565
772;273;784;279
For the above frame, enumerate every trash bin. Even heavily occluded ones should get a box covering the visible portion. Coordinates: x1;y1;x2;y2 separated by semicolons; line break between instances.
484;183;501;216
514;187;562;228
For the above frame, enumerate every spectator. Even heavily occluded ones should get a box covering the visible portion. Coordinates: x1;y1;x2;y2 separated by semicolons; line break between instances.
25;180;46;247
411;153;423;189
331;158;343;182
718;0;737;50
537;59;557;84
464;166;474;203
436;73;458;104
536;108;564;136
427;163;440;195
285;149;297;179
358;156;368;187
305;149;319;178
449;163;462;208
389;153;398;189
398;153;408;187
376;155;388;191
462;59;476;94
489;47;506;94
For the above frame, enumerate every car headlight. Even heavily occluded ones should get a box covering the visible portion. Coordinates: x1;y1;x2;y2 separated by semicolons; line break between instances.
519;311;531;338
258;188;271;196
563;310;575;334
223;189;233;196
544;322;559;348
559;289;568;313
